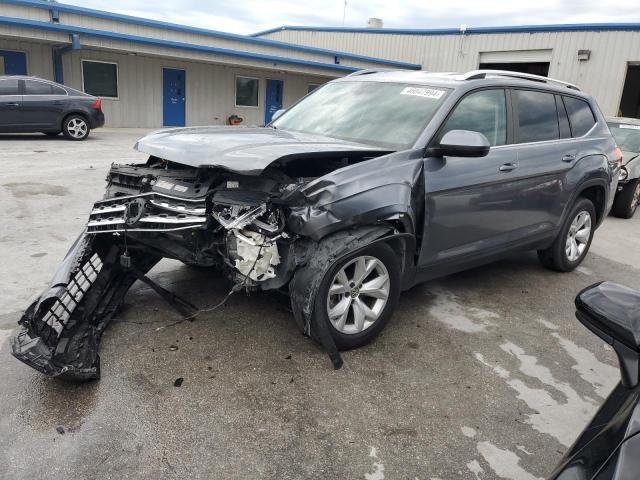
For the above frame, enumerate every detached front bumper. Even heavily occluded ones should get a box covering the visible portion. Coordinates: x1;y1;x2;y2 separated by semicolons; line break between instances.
10;232;159;381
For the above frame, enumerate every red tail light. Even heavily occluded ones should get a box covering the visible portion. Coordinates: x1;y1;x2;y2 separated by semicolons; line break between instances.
92;99;102;110
614;147;623;166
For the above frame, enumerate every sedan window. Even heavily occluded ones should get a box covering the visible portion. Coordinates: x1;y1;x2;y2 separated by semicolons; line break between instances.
0;78;19;95
24;80;53;95
440;89;507;146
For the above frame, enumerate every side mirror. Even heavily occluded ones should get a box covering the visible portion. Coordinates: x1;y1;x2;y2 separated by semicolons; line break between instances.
575;282;640;388
428;130;490;158
271;109;285;122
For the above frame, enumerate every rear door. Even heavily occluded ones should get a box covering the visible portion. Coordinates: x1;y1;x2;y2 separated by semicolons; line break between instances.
0;78;22;129
20;79;68;129
509;88;574;229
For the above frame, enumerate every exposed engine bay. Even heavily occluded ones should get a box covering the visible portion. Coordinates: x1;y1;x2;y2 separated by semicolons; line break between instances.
10;126;424;380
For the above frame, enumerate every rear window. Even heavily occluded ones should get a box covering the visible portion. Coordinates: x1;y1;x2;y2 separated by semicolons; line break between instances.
515;90;559;143
24;80;52;95
0;78;19;95
564;96;596;137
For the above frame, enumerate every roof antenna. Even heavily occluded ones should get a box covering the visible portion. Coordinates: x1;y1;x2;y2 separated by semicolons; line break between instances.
342;0;347;26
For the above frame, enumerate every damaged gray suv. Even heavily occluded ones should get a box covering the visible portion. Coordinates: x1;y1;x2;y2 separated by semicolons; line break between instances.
11;69;621;379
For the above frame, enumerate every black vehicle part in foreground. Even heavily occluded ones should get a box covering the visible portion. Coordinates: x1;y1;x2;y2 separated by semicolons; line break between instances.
550;282;640;480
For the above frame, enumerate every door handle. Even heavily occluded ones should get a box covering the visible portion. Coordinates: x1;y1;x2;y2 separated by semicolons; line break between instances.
499;163;518;172
53;101;63;105
4;102;19;107
562;154;576;162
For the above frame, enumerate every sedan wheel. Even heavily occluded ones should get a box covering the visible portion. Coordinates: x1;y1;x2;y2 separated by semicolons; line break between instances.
326;255;390;335
565;211;592;262
63;116;90;140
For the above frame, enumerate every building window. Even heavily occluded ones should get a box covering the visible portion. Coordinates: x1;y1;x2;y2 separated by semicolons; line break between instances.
236;76;259;107
82;60;118;98
307;83;320;94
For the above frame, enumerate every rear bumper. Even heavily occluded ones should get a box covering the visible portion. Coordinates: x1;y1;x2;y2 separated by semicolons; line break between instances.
89;110;105;129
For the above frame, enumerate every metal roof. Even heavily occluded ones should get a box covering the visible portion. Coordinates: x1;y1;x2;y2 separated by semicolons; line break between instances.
252;23;640;37
0;0;421;70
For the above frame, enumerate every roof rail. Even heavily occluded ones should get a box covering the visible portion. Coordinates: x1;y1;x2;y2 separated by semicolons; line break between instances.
347;68;397;77
460;69;580;91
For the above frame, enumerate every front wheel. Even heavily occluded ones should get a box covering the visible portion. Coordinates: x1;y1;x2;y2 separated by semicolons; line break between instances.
312;242;401;350
611;179;640;219
62;115;90;140
538;197;596;272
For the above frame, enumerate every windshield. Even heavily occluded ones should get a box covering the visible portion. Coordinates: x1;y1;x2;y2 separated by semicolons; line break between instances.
608;122;640;153
272;81;449;150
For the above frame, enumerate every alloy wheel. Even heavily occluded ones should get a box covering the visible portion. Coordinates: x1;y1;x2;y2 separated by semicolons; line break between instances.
631;183;640;212
67;118;88;139
565;210;592;262
326;255;390;335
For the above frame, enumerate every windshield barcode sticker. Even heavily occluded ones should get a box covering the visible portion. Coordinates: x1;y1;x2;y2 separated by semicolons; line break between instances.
619;124;640;130
400;87;445;99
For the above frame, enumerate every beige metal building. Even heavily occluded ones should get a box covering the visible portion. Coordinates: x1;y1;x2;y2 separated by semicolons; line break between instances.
0;0;420;127
254;24;640;118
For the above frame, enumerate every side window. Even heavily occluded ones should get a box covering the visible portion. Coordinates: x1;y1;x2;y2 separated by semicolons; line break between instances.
515;90;559;143
441;89;507;146
24;80;53;95
563;96;596;137
51;84;67;95
0;78;19;95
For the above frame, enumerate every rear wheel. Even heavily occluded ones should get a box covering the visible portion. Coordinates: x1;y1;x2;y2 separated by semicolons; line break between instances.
62;115;90;140
312;242;401;350
538;197;596;272
611;179;640;219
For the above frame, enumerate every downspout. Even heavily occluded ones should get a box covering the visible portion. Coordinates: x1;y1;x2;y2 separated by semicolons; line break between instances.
52;33;80;84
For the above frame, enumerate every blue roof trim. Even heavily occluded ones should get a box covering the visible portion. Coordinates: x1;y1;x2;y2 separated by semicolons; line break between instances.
252;23;640;37
0;0;421;69
0;15;365;73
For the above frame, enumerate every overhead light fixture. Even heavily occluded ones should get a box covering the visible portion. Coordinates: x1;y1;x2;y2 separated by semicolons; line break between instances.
578;49;591;61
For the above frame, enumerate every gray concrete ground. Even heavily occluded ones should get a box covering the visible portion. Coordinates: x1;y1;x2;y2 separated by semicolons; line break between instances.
0;129;638;480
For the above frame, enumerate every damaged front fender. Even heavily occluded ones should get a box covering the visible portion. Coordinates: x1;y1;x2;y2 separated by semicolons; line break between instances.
286;152;424;240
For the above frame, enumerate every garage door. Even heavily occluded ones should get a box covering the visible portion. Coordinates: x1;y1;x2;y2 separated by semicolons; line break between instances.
479;49;552;64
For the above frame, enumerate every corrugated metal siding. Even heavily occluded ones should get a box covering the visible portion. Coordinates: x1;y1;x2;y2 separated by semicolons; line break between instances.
263;29;640;115
59;48;330;128
0;37;52;78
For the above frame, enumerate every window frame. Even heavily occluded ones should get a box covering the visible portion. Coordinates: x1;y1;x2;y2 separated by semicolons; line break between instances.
511;87;562;145
561;95;597;138
431;87;513;149
81;59;119;99
234;75;260;108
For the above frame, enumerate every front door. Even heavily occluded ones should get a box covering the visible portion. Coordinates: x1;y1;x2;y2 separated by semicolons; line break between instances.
163;68;185;127
264;79;283;125
0;77;22;128
0;50;27;75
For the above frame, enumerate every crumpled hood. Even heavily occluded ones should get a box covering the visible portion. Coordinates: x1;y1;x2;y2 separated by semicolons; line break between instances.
134;126;388;175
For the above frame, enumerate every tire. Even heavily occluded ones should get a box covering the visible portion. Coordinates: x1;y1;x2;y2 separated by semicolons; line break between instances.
611;179;640;219
43;131;60;137
311;242;401;350
537;197;596;272
62;115;90;141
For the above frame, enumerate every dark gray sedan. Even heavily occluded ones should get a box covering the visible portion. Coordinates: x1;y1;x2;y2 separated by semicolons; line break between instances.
607;117;640;218
0;75;104;140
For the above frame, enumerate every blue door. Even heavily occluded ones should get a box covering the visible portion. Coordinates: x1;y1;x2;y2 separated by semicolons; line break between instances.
163;68;185;127
264;79;284;124
0;50;27;75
